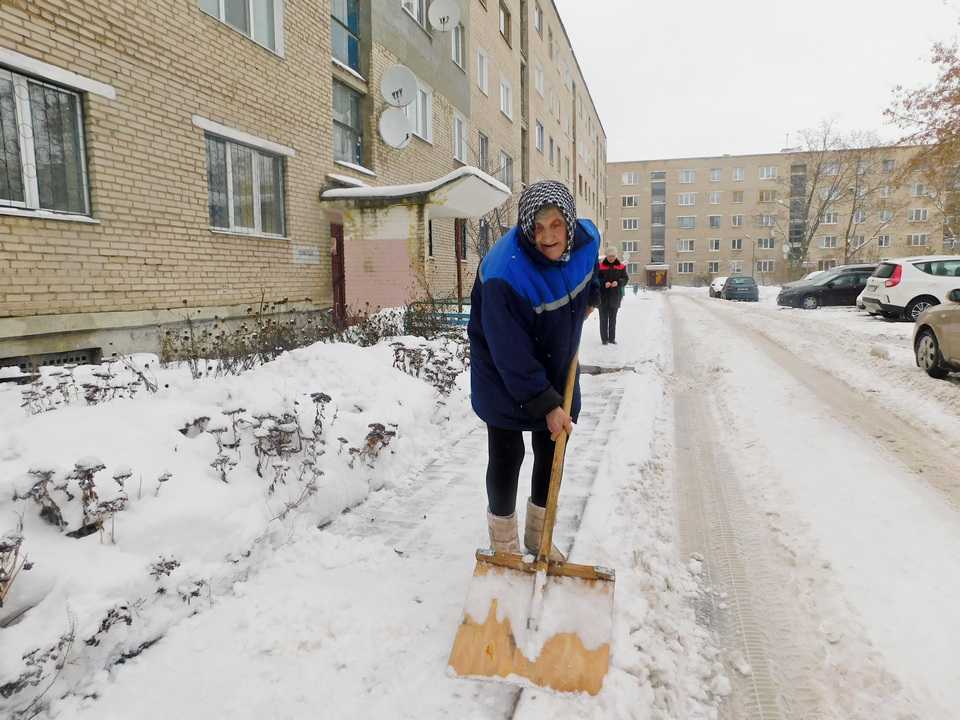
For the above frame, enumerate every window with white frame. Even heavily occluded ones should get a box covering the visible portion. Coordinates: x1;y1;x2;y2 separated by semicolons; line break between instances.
820;235;838;249
880;185;891;198
621;195;640;208
200;0;283;52
852;234;866;249
709;238;721;251
822;211;837;224
823;161;840;176
205;134;285;236
912;182;927;197
403;79;433;142
476;49;489;94
0;69;90;215
452;23;465;68
678;238;695;252
401;0;427;25
453;111;467;162
732;190;744;203
757;237;775;250
535;121;544;152
534;63;544;96
908;233;929;246
499;77;513;118
622;171;641;185
853;208;866;223
733;167;744;182
534;2;543;34
758;189;777;203
679;169;696;184
622;218;641;230
818;259;837;271
708;215;721;229
709;191;721;204
498;150;513;188
499;2;512;45
708;261;720;273
882;159;895;173
710;168;722;182
678;192;696;206
331;0;360;72
678;216;696;229
759;166;777;179
732;214;743;227
333;80;364;164
621;241;638;252
758;214;775;227
678;262;694;274
756;259;775;273
627;262;639;274
730;260;743;273
909;208;928;222
731;238;743;250
878;234;890;247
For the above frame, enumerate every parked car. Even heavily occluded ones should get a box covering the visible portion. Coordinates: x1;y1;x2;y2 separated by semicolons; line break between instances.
861;256;960;321
721;275;759;302
780;265;865;292
709;276;728;298
777;264;877;309
914;289;960;378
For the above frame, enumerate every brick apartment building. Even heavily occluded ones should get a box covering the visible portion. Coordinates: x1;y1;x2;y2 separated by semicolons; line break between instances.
0;0;605;368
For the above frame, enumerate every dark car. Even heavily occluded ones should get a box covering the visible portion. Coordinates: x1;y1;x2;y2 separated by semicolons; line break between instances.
721;275;759;301
777;264;877;309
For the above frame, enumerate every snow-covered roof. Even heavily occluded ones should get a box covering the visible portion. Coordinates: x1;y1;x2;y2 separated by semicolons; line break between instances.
320;166;511;219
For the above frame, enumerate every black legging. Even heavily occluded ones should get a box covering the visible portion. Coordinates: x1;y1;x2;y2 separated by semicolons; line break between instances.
599;305;619;343
486;425;556;517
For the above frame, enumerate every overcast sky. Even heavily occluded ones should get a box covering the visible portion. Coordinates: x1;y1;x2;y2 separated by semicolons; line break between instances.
554;0;960;161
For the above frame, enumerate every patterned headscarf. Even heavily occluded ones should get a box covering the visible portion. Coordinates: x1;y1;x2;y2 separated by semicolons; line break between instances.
517;181;577;262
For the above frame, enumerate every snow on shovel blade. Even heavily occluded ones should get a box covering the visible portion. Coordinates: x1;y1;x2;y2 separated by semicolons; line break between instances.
447;549;615;695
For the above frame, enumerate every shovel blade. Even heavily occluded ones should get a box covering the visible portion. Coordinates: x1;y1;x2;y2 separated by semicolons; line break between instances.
447;553;615;695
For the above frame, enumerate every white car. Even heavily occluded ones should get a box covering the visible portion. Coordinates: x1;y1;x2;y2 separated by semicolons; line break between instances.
861;256;960;321
709;276;728;298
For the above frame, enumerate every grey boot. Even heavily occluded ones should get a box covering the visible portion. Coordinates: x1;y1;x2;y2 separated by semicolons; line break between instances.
487;510;521;554
524;498;566;561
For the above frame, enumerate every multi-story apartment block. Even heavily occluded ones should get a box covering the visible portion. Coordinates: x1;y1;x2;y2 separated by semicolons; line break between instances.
0;0;603;367
608;146;948;287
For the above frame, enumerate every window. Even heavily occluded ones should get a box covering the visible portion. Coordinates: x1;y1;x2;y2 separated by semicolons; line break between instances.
548;27;554;58
333;80;363;164
731;238;743;250
917;258;960;274
401;0;427;25
908;233;929;246
679;169;695;184
534;63;544;96
476;49;489;94
499;2;512;45
331;0;360;72
678;216;696;229
534;3;543;34
880;185;891;199
709;238;721;252
820;235;838;249
822;211;837;224
732;214;743;227
628;263;640;274
621;241;638;252
823;161;840;176
909;208;928;222
756;260;775;273
650;171;667;180
733;167;744;182
730;260;743;273
852;234;866;249
878;234;891;248
205;134;284;236
403;80;433;142
709;191;721;205
455;218;468;261
818;259;837;271
622;218;641;230
678;192;696;206
452;23;465;68
622;172;641;185
200;0;282;52
498;150;513;188
708;261;720;273
732;190;744;203
678;239;695;252
757;237;775;250
759;166;777;179
499;77;513;119
758;189;777;203
853;209;866;223
678;262;694;274
477;132;489;172
622;195;640;208
651;208;666;225
912;182;927;197
0;70;89;215
758;214;775;227
535;121;544;152
453;112;467;162
882;158;895;173
708;215;721;229
710;168;722;182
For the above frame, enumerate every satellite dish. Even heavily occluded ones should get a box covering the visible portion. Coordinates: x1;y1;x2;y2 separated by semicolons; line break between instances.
381;64;418;108
428;0;461;32
379;108;412;149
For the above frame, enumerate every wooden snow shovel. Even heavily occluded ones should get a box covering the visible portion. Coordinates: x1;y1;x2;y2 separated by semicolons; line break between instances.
447;354;616;695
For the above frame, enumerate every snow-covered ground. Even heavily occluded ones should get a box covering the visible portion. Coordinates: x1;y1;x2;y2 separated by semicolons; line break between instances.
3;288;959;719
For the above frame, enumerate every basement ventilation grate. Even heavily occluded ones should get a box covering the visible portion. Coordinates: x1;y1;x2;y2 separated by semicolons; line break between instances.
0;347;103;374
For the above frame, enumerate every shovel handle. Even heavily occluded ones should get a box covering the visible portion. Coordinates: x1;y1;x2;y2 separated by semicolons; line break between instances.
537;354;579;564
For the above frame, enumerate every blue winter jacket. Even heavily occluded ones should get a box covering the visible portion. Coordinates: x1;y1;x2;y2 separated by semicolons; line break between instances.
468;219;601;431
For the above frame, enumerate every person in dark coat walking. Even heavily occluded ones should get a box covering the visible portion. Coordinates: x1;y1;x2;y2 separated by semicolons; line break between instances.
598;247;629;345
468;181;600;559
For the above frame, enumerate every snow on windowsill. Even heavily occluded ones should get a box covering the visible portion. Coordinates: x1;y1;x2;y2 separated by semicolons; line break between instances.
209;227;287;241
331;58;366;84
334;161;377;178
0;206;100;224
326;173;369;188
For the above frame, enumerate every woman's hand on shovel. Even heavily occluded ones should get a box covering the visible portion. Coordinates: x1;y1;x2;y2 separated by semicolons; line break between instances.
546;406;574;441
